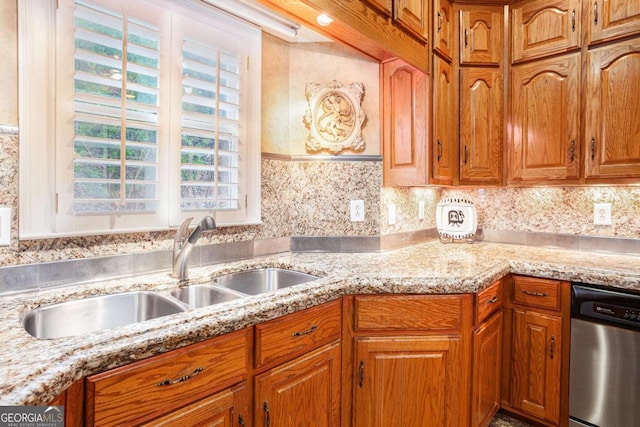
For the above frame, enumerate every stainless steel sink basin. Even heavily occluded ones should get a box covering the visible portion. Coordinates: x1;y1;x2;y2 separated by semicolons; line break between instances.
213;268;319;295
22;291;186;339
170;285;243;309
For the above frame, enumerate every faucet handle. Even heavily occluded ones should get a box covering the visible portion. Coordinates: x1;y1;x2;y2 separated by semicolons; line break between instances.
174;217;194;243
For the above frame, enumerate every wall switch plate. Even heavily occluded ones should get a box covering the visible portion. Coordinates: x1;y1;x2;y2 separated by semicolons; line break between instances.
593;203;612;225
418;201;425;220
388;204;397;225
0;207;11;246
350;200;365;222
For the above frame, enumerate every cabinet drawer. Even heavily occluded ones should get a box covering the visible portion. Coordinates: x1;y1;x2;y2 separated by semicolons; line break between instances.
255;299;341;369
86;328;250;427
513;276;561;311
354;294;467;331
476;279;503;324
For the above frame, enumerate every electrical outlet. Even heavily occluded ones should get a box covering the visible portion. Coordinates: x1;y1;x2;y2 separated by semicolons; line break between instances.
0;207;11;246
593;203;612;225
418;201;425;220
350;200;365;222
388;204;397;225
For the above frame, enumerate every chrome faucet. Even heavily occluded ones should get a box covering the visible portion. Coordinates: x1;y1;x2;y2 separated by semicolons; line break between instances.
172;216;217;279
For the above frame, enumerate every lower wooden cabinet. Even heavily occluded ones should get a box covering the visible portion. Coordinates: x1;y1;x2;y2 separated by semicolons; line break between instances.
141;382;249;427
502;275;571;427
353;334;465;426
254;341;342;427
471;311;503;427
344;294;473;427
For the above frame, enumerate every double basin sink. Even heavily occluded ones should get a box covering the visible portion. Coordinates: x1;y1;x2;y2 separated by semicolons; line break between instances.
22;268;319;340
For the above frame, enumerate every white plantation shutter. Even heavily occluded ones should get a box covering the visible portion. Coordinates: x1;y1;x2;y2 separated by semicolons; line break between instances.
34;0;261;236
72;1;161;214
179;39;241;211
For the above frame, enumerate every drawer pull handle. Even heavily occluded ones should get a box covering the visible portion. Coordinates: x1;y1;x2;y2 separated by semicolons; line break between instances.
157;367;204;387
522;290;548;297
487;296;498;304
292;325;318;337
264;402;271;427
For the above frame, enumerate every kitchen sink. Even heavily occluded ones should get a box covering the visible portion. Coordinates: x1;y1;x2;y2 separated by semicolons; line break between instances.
212;267;319;295
22;291;187;339
170;285;243;309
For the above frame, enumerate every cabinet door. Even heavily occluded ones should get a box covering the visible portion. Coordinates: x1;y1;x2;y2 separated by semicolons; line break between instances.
512;0;580;63
141;383;249;427
460;67;503;185
584;39;640;179
434;0;453;60
432;55;455;184
254;342;341;427
511;309;562;425
394;0;429;42
460;7;504;66
382;58;429;186
588;0;640;44
471;312;503;427
353;335;467;427
509;53;580;183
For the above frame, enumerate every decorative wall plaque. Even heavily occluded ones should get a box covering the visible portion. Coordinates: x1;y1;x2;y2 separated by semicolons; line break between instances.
436;198;478;243
303;80;366;154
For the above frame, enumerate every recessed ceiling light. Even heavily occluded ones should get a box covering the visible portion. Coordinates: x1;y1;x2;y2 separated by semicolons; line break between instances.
316;13;333;27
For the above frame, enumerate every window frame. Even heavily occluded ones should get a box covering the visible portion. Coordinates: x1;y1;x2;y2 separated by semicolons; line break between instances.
18;0;262;239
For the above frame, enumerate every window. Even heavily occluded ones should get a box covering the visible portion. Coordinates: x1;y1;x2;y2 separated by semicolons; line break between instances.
19;0;261;238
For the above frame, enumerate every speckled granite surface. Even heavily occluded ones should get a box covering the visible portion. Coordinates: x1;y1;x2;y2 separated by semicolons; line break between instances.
1;241;640;405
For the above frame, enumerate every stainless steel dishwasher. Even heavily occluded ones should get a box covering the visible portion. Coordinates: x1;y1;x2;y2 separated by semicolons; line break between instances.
570;283;640;427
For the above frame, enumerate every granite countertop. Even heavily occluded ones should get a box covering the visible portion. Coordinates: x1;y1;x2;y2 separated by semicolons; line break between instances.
1;240;640;405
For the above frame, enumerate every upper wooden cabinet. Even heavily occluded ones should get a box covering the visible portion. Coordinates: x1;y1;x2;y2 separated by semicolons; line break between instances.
394;0;430;42
434;0;454;60
432;55;456;184
509;53;581;183
512;0;581;63
584;38;640;180
588;0;640;45
459;67;503;185
460;7;504;65
382;58;429;186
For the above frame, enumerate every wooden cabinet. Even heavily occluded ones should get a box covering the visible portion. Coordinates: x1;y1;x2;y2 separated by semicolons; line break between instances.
460;7;504;66
48;381;83;427
509;53;581;183
140;382;249;427
472;312;503;427
432;55;456;184
588;0;640;45
254;300;342;427
85;328;251;426
255;342;341;427
584;38;640;180
382;58;430;186
471;279;503;427
459;67;503;185
457;4;504;186
434;0;453;60
502;276;571;427
394;0;430;42
345;294;473;427
511;0;580;63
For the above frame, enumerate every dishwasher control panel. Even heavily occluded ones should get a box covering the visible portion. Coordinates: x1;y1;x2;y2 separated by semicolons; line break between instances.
593;303;640;322
573;283;640;330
